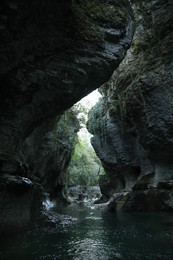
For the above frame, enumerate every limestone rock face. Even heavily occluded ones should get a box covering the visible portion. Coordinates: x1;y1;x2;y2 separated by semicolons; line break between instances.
0;0;133;168
0;0;134;231
87;0;173;211
0;0;134;173
22;110;80;197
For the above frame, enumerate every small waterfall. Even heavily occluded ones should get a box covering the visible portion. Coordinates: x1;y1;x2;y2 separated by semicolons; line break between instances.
42;193;55;211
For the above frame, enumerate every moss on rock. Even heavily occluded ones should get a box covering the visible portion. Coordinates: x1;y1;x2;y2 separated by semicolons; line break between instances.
72;0;131;44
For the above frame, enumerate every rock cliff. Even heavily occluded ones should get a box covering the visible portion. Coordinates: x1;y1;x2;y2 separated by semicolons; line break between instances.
87;0;173;211
0;0;134;232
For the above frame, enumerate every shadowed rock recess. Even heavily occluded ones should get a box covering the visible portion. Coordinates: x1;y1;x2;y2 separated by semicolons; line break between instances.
87;0;173;211
0;0;134;232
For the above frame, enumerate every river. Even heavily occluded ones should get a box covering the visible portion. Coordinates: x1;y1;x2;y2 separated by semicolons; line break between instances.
1;203;173;259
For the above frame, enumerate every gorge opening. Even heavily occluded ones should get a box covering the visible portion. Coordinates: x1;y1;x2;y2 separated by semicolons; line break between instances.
0;0;173;259
66;90;103;203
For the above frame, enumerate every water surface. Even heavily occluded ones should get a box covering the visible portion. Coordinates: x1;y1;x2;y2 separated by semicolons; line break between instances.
1;203;173;259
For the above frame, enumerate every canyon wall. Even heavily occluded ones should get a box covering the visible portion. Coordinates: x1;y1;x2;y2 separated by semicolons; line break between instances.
0;0;133;232
87;0;173;211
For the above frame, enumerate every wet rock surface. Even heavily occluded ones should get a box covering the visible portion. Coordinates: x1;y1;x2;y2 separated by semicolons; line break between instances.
0;174;43;233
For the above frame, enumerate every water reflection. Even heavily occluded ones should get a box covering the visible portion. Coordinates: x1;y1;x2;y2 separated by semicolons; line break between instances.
1;204;173;259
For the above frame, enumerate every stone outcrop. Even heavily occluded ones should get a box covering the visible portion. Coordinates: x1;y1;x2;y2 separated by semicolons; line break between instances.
0;0;134;232
22;110;80;197
87;0;173;211
0;174;43;233
0;110;80;233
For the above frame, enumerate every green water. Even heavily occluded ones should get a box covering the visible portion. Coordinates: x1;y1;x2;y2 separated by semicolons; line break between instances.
1;204;173;259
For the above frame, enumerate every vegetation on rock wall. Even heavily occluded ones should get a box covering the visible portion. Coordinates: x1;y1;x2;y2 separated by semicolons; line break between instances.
66;129;104;186
52;111;80;161
66;92;105;187
47;110;80;194
72;0;131;44
104;0;173;121
23;109;80;197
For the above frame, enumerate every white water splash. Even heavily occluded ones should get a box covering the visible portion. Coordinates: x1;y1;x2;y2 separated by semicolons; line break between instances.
42;195;55;211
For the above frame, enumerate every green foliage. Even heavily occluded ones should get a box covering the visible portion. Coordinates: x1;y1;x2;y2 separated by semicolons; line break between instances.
72;0;129;43
79;0;127;27
67;130;104;186
51;110;80;167
104;23;173;121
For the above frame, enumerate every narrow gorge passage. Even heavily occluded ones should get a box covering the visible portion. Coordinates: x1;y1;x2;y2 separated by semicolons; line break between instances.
66;90;103;191
0;0;173;259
